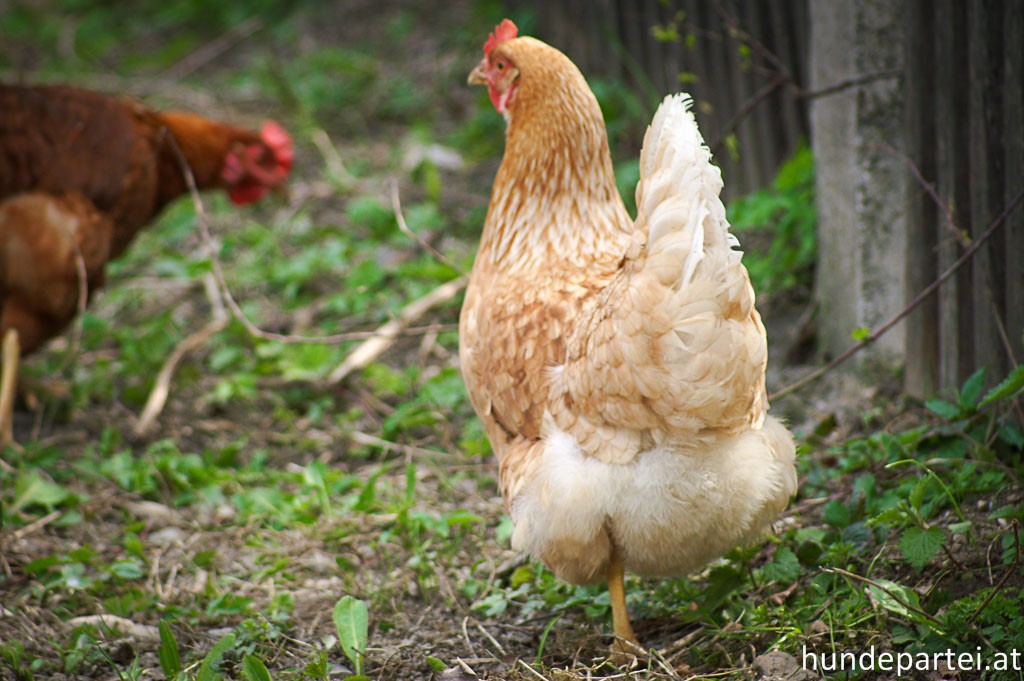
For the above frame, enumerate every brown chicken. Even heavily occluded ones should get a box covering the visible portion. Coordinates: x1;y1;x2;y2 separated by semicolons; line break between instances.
460;21;797;655
0;83;293;447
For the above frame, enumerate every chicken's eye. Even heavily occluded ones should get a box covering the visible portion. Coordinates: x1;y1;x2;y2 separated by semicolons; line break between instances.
496;61;505;71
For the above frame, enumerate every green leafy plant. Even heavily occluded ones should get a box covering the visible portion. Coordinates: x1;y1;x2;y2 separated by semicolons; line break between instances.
241;655;274;681
333;596;369;679
0;641;37;681
158;621;182;680
727;144;816;299
196;633;236;681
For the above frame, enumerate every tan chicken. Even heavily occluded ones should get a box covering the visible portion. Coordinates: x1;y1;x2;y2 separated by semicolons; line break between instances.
0;83;293;448
459;20;797;654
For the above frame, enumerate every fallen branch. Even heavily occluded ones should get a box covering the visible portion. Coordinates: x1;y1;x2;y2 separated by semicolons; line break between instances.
5;510;61;544
0;329;19;454
348;430;456;460
771;185;1024;401
64;614;160;643
134;269;228;435
134;330;219;435
325;275;467;385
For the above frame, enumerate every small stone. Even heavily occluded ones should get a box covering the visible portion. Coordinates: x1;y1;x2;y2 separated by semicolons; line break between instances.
752;649;821;680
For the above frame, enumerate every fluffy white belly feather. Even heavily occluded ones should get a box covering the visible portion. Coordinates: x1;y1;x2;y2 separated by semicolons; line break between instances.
510;415;797;583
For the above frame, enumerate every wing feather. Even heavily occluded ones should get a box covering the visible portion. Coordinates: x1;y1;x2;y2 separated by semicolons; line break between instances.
551;94;767;454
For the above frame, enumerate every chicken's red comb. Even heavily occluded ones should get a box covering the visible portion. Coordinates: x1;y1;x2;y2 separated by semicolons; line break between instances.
484;19;518;56
260;120;294;171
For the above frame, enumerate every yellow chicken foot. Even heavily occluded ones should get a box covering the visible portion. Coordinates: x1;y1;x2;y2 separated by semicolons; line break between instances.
607;545;643;662
1;328;20;450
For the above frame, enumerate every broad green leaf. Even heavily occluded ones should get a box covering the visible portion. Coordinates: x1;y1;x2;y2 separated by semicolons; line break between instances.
867;578;922;616
998;424;1024;448
333;596;369;675
109;559;145;580
196;633;236;681
510;565;535;588
867;506;905;526
241;655;273;681
948;521;972;535
959;367;987;409
840;521;871;546
795;539;824;566
703;565;745;610
764;547;801;583
11;471;70;513
496;515;514;545
123;533;145;559
909;476;930;512
925;398;961;420
444;509;484;527
853;473;876;499
158;620;182;678
866;578;937;628
980;364;1024;407
823;499;850;528
899;526;946;569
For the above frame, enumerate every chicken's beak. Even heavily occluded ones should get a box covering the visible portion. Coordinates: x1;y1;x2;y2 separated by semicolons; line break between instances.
467;59;488;86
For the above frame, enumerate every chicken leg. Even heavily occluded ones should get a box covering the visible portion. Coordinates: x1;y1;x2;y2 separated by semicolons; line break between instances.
607;544;643;661
1;328;19;450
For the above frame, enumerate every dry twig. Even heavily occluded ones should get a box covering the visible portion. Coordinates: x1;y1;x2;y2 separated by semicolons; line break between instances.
348;430;456;460
135;276;229;435
4;510;62;544
324;275;467;385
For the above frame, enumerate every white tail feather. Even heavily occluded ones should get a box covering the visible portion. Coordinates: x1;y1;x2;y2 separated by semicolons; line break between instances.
634;94;738;285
